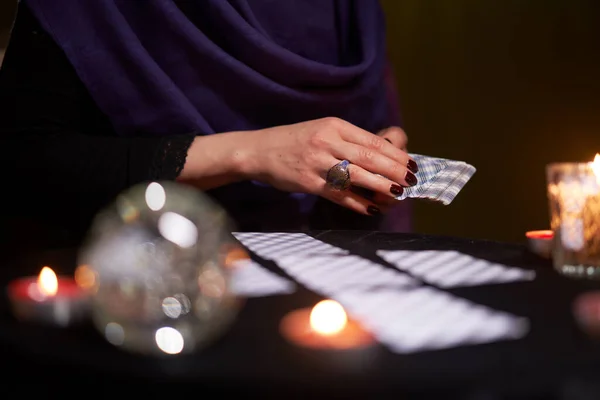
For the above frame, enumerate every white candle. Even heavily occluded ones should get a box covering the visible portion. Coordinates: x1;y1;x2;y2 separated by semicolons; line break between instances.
547;154;600;277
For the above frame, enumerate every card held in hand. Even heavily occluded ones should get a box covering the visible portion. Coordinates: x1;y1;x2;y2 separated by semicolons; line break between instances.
395;154;476;205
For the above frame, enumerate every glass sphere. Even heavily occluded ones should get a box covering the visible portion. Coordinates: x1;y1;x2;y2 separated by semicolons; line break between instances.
77;181;244;356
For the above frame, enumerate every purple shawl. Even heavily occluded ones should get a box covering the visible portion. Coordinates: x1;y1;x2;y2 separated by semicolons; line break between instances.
25;0;391;136
25;0;407;230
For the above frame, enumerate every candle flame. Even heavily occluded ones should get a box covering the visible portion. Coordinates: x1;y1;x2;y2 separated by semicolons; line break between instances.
591;154;600;181
37;267;58;297
309;300;347;335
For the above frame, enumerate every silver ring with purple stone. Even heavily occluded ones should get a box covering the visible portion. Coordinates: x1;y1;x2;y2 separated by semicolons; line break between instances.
326;160;351;191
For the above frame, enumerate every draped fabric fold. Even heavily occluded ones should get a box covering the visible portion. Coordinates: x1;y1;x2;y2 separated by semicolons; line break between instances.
25;0;390;137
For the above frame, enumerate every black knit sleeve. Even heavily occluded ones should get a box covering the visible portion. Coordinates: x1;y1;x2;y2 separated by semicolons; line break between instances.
0;3;195;244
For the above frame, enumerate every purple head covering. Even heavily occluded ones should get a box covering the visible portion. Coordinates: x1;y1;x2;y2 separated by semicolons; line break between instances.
25;0;391;136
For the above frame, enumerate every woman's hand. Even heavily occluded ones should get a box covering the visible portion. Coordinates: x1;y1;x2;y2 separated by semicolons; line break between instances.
239;117;418;216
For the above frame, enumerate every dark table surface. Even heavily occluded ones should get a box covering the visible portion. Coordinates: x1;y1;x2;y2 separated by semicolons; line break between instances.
2;230;600;399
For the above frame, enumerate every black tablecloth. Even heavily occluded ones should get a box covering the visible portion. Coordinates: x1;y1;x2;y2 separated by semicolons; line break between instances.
2;231;600;399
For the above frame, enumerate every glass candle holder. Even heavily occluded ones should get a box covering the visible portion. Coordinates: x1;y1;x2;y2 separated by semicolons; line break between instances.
77;181;243;356
547;156;600;278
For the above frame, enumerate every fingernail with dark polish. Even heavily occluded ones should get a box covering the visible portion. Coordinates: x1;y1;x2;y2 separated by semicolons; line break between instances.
384;138;392;144
405;171;418;187
367;205;380;215
407;159;419;173
390;184;403;196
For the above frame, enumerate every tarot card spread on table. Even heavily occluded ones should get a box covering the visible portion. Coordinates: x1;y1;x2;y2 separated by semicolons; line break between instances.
232;233;532;354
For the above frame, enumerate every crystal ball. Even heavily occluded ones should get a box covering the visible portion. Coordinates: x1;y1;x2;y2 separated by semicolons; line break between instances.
77;181;245;356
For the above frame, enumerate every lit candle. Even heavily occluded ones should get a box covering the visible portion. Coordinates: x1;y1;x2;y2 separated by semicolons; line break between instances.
7;266;91;326
525;230;554;259
280;300;373;350
526;230;554;240
547;154;600;277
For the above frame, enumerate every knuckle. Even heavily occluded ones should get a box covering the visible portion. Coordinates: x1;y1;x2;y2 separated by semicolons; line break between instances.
308;131;328;148
358;148;375;164
368;135;385;150
319;117;345;136
321;116;344;128
300;150;317;165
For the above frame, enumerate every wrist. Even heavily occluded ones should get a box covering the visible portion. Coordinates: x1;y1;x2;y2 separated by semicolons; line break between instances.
226;130;256;180
226;129;267;181
177;130;262;188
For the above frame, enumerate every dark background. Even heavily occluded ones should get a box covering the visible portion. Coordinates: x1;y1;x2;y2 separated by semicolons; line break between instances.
0;0;14;48
2;0;600;243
